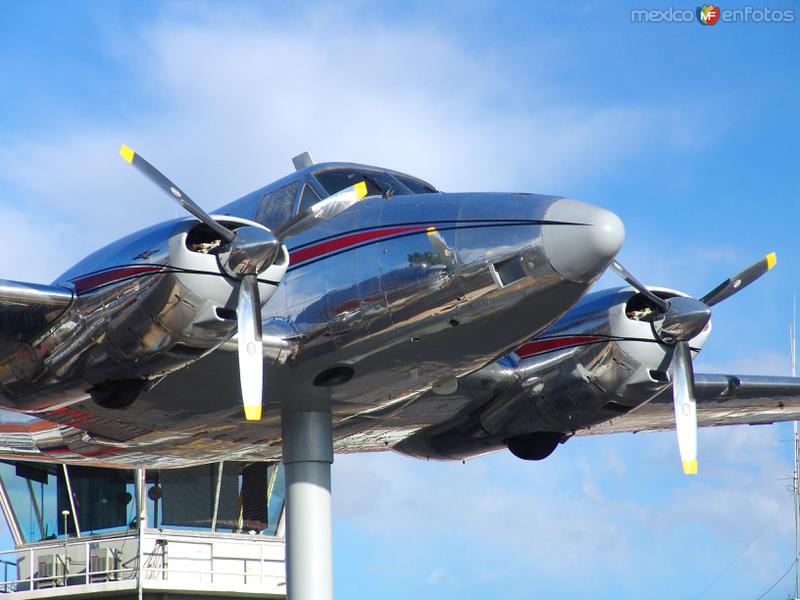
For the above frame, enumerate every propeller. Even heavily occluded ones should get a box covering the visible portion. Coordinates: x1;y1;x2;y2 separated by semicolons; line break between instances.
120;145;367;420
610;252;777;475
275;181;367;239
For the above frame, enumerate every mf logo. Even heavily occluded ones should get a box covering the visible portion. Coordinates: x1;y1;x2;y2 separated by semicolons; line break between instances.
697;4;721;24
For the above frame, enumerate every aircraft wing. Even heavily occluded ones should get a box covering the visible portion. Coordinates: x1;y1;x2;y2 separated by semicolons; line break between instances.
0;279;74;341
576;374;800;435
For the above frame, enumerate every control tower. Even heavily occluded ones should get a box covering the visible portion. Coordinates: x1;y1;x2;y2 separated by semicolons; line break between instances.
0;423;287;598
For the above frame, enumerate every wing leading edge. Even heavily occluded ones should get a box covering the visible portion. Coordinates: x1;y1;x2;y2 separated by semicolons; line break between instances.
0;279;74;341
577;374;800;436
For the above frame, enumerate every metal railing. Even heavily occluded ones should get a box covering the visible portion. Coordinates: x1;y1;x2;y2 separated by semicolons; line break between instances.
0;539;136;593
0;530;285;595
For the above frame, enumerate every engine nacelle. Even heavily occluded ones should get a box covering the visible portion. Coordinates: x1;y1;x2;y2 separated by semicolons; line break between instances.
611;286;711;383
15;216;291;400
482;286;711;438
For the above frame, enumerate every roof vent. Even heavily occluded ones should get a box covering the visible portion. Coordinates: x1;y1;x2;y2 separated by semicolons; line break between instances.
292;152;314;171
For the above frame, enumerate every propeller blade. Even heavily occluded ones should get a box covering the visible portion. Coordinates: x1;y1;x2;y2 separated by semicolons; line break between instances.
671;341;697;475
119;145;235;243
275;181;368;240
610;261;670;312
237;274;263;421
698;252;777;307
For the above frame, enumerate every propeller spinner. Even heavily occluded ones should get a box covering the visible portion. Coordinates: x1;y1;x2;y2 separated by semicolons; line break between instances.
611;253;777;475
120;145;367;421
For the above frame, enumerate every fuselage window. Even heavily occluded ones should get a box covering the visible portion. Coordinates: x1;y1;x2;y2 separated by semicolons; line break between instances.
297;184;322;215
254;182;298;230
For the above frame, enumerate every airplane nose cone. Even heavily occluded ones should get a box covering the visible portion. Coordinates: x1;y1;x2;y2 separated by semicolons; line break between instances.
542;199;625;283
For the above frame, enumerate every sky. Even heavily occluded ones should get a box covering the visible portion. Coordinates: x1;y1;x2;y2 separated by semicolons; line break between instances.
0;0;798;598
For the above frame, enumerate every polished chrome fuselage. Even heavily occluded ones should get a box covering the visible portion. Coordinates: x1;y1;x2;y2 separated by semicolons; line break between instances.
0;162;625;467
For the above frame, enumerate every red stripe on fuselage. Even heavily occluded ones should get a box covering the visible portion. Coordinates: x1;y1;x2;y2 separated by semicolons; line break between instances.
71;265;165;294
515;335;607;358
290;226;429;266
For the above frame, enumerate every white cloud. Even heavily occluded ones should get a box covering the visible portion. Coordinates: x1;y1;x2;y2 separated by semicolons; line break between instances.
333;421;797;594
0;4;678;282
425;566;446;585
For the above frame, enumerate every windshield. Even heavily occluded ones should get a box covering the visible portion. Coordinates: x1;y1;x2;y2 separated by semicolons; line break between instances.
314;168;436;198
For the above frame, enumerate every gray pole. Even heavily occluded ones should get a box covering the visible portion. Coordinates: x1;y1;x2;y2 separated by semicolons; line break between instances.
794;421;799;599
134;469;146;600
791;294;799;600
61;465;81;537
211;461;224;533
61;510;70;583
282;408;333;600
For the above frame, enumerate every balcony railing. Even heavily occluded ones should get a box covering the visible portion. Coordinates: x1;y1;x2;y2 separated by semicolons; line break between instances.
0;529;286;597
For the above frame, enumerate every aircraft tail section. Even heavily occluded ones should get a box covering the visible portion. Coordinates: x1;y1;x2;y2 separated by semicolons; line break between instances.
0;279;74;340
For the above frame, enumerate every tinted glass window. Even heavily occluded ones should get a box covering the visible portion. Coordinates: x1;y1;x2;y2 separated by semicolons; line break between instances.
297;184;322;214
254;182;298;230
393;174;437;194
317;168;421;197
315;170;383;197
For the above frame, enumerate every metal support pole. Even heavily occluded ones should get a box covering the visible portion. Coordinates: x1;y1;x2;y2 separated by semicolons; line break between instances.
62;465;81;537
211;461;224;533
282;409;334;600
61;510;70;584
134;469;146;600
791;294;799;600
793;421;799;599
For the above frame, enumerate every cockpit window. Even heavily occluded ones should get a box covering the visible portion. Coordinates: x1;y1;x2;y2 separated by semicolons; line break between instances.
255;182;298;230
315;169;384;197
316;168;428;197
314;168;438;199
393;174;437;195
297;184;322;215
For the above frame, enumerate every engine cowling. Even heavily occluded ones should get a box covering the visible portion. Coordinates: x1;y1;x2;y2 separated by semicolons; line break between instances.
487;286;712;439
45;216;288;391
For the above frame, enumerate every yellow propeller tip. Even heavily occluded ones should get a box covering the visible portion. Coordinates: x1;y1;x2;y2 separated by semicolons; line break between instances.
120;144;135;164
682;459;698;475
426;226;437;235
354;181;367;200
766;252;777;270
243;405;262;421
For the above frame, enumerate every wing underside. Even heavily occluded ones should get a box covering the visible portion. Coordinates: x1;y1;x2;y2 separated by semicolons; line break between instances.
576;374;800;436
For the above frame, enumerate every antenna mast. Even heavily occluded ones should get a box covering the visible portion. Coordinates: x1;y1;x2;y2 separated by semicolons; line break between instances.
792;293;799;599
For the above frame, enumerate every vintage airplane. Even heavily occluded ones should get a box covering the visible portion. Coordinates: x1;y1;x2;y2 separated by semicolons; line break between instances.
0;148;627;458
0;147;631;599
0;148;796;600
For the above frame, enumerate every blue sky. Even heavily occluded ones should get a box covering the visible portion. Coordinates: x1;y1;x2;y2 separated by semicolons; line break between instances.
0;1;798;598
